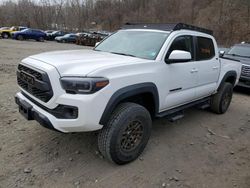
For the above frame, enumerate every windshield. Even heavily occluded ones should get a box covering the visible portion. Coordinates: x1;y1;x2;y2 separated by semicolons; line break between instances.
0;27;9;30
21;29;30;32
228;45;250;58
95;30;169;60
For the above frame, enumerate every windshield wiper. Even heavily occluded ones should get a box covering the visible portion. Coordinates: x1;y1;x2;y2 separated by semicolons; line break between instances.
110;52;136;57
228;53;250;58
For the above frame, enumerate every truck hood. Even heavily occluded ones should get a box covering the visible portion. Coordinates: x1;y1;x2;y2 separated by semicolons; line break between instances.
28;49;148;76
224;54;250;66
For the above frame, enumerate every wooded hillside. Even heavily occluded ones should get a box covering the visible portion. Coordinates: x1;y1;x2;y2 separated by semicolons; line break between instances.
0;0;249;46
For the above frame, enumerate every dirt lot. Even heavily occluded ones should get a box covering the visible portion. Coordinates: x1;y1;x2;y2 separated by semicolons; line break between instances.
0;39;249;188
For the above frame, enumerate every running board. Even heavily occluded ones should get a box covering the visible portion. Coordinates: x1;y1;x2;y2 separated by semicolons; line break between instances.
197;103;210;110
166;112;184;122
156;97;210;119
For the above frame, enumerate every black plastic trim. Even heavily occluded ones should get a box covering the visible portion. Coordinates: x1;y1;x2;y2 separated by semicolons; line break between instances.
17;64;53;102
218;71;237;91
123;23;213;35
169;87;182;92
157;97;210;118
99;83;159;125
21;92;78;119
15;96;61;132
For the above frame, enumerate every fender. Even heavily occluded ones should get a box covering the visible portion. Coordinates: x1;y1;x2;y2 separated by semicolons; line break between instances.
218;71;237;91
99;82;159;125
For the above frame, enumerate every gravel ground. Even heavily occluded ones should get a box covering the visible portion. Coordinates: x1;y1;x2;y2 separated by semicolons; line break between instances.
0;39;250;188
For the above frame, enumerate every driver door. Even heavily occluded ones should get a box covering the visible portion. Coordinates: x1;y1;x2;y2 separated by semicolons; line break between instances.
161;35;198;110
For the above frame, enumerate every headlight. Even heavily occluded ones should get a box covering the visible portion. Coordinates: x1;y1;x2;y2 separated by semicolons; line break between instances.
60;77;109;94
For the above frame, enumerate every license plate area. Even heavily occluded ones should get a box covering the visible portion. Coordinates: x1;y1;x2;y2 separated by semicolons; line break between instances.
18;99;34;120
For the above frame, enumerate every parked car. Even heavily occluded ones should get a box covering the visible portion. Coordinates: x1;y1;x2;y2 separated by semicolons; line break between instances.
47;30;68;40
224;43;250;88
218;46;230;56
12;28;46;42
0;27;10;30
76;31;109;46
45;30;55;34
0;26;27;39
15;23;241;165
55;34;77;43
75;32;91;45
0;27;9;38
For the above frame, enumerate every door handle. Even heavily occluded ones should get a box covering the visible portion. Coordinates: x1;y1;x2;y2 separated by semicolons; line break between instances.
190;68;198;73
213;66;219;70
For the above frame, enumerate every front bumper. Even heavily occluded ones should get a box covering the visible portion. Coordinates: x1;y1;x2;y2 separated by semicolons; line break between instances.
15;92;104;133
15;95;57;131
237;76;250;88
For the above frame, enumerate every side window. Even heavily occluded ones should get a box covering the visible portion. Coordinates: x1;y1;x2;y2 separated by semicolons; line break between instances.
166;35;194;60
196;37;215;60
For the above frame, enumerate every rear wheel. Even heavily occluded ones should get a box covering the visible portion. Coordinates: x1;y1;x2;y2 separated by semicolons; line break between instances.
17;35;24;40
38;37;44;42
210;82;233;114
98;102;152;165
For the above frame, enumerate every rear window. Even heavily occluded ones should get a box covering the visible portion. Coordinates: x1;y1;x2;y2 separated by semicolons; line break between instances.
196;37;215;60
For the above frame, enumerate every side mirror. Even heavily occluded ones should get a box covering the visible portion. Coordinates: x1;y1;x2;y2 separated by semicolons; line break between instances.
219;50;225;57
95;42;100;47
166;50;192;63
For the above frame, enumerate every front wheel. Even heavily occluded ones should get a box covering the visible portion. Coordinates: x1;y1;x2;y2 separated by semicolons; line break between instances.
210;82;233;114
2;32;9;39
98;102;152;165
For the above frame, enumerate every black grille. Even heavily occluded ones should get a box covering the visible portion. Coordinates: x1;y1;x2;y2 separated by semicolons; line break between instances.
18;64;43;81
241;65;250;77
17;64;53;102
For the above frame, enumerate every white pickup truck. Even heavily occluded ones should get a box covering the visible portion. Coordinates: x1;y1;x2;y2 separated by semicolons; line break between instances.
15;23;241;164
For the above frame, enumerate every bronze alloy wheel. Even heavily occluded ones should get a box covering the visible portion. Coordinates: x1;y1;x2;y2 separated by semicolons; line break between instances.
120;120;143;152
98;102;152;165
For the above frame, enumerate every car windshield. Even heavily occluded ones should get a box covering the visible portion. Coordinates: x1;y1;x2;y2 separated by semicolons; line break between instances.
0;27;9;30
228;45;250;58
52;31;60;34
21;29;30;32
95;30;169;60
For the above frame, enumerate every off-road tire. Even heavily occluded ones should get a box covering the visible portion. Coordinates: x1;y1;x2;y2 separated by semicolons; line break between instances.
210;82;233;114
98;102;152;165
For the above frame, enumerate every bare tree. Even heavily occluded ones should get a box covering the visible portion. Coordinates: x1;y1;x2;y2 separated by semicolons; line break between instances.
0;0;249;45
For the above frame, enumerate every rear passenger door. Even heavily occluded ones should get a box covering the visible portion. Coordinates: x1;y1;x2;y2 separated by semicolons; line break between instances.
194;36;220;98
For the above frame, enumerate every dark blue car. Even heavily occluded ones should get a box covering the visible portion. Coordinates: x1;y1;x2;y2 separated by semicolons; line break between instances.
55;34;77;43
12;29;46;42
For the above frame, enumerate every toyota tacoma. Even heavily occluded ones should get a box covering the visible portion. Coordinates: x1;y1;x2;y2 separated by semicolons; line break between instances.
15;23;242;164
223;42;250;88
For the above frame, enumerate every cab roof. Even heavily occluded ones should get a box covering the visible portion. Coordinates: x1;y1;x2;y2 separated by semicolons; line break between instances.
122;23;213;36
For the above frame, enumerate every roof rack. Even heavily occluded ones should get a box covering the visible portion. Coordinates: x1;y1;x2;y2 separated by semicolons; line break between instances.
122;23;213;35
